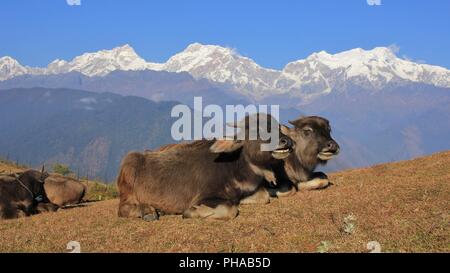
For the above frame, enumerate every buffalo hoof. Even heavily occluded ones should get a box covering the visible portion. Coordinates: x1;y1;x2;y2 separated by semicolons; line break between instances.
143;214;159;221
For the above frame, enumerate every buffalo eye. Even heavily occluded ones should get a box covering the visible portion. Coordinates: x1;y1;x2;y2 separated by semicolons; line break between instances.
302;127;313;136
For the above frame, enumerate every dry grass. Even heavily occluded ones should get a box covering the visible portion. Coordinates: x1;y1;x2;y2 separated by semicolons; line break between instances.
83;180;119;201
0;160;26;174
0;151;449;253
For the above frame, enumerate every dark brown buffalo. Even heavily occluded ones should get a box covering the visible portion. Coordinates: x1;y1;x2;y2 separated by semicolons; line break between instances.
44;174;87;207
118;115;294;221
266;116;340;197
1;172;86;213
0;168;50;219
150;116;340;203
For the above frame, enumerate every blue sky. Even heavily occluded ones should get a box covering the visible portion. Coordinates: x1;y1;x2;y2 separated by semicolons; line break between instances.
1;0;449;69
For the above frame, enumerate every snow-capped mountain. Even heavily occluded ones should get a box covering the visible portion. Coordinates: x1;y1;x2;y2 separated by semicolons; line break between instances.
276;47;450;100
1;43;449;99
162;43;280;96
0;45;162;79
0;56;29;81
44;44;163;76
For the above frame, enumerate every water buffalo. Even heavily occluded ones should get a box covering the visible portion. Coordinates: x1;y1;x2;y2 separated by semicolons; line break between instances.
1;172;86;212
151;116;340;203
44;174;86;207
0;168;50;219
266;116;340;197
118;115;294;221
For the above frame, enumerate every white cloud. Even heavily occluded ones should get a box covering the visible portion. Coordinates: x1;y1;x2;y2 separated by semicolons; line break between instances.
402;55;426;64
80;97;97;104
385;44;426;64
388;44;400;54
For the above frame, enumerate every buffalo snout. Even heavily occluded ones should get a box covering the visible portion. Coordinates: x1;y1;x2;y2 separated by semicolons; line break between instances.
324;140;340;154
318;139;340;161
271;135;294;159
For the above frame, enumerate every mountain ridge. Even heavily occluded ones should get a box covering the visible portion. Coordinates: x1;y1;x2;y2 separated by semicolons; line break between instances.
2;43;449;100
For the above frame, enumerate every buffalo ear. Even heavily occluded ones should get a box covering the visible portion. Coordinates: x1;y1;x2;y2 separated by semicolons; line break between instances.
289;116;307;127
210;139;243;153
280;125;291;135
288;120;299;127
280;124;294;138
41;165;45;173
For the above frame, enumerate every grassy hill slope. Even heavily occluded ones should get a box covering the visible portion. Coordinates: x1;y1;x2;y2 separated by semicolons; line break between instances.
0;151;449;253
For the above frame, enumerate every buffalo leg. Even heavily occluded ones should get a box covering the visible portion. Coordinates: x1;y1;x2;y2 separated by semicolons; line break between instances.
118;201;141;218
17;203;34;216
298;172;330;191
240;187;270;205
183;199;238;221
266;183;297;198
140;204;159;222
36;203;60;213
0;204;19;219
118;190;144;218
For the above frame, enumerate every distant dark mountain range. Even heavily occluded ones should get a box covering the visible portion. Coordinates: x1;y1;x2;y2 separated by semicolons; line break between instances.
0;88;178;181
0;70;251;107
303;83;450;171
